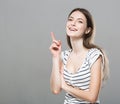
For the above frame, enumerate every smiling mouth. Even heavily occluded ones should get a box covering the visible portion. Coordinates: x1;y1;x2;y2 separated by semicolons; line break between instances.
69;27;78;31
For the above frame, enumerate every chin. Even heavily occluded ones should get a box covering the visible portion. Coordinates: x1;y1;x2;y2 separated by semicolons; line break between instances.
67;32;79;38
67;34;75;38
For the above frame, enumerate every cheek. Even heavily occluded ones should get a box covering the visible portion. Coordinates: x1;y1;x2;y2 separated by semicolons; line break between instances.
66;27;70;35
66;23;69;32
78;24;87;33
66;22;69;28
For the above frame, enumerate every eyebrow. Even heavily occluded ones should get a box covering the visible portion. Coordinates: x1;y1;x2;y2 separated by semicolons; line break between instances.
68;16;84;21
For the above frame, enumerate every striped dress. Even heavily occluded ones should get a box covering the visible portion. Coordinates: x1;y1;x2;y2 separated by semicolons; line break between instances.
61;48;103;104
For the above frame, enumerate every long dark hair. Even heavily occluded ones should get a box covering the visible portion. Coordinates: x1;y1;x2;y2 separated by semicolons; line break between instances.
66;8;109;81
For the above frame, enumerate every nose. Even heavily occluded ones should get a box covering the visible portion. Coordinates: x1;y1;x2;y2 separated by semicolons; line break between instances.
71;20;76;26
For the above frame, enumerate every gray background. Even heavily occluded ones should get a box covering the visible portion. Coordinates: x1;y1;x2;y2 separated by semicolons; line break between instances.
0;0;119;104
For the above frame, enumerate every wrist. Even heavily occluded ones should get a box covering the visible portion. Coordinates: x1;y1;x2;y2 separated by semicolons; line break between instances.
63;83;74;92
52;55;61;66
53;52;61;58
52;54;61;60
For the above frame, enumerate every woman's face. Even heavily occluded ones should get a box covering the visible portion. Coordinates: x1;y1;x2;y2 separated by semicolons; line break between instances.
66;11;88;39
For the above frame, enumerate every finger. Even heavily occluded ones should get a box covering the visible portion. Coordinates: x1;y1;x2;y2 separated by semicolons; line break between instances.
51;32;56;41
53;47;59;50
53;40;60;46
49;44;58;51
58;40;61;45
50;44;59;50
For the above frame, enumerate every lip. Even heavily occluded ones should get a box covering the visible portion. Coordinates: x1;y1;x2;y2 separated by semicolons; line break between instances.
68;27;78;31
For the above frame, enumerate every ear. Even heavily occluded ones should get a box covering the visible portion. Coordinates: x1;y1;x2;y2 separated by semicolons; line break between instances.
85;27;91;34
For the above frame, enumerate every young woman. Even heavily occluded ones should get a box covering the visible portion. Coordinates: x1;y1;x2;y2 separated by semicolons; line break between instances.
49;8;109;104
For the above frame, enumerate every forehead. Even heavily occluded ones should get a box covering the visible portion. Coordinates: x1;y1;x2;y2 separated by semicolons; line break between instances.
69;11;86;20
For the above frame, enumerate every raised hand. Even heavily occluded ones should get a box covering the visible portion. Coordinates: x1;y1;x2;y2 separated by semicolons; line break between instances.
49;32;62;57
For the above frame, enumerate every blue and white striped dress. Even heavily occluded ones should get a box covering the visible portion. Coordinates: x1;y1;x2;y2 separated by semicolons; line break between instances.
61;48;103;104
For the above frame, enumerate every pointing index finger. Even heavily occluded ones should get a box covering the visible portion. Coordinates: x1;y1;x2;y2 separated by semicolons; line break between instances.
51;32;56;41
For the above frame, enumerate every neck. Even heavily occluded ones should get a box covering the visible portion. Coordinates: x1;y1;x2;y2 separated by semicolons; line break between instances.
70;38;86;54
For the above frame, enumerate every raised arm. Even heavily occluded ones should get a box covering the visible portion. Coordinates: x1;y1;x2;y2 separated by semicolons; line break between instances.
49;32;62;94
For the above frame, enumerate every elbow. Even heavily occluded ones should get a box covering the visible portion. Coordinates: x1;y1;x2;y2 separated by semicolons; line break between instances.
50;82;61;95
88;96;98;103
89;99;97;103
51;89;61;95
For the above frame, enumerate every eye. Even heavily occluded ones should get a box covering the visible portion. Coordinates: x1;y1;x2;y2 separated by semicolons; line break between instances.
78;20;83;23
68;18;73;21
